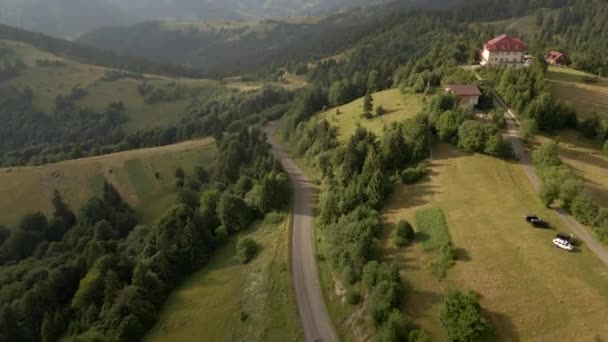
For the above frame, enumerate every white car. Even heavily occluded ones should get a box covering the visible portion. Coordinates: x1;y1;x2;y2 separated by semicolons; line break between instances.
553;238;574;252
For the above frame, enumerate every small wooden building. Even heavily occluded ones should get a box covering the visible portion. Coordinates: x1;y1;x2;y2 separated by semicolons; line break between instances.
444;85;482;108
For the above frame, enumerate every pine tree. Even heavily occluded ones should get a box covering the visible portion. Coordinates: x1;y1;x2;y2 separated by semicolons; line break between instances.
363;91;374;118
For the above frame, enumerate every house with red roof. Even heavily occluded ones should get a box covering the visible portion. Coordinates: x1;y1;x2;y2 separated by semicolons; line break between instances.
444;84;482;108
480;34;527;67
545;50;570;66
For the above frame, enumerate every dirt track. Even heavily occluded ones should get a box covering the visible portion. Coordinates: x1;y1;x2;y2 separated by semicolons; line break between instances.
494;89;608;266
265;122;339;342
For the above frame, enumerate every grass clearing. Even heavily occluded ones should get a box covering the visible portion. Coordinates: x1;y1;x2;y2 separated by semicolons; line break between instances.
535;131;608;205
0;138;217;227
318;89;425;142
546;66;608;119
473;8;560;36
144;213;302;342
1;39;221;132
381;143;608;341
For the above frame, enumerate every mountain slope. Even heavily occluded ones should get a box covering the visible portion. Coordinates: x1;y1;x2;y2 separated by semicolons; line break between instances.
0;0;134;38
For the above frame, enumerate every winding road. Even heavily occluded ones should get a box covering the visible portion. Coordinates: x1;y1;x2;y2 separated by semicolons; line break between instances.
265;121;339;342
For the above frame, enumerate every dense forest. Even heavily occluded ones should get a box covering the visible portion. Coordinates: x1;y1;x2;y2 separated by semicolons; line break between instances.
0;82;292;166
0;24;204;78
0;125;291;341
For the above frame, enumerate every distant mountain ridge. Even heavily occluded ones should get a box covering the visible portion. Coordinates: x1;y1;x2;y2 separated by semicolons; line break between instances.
0;0;394;38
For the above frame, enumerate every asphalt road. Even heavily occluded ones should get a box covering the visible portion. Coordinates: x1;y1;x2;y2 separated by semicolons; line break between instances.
265;121;339;342
494;90;608;266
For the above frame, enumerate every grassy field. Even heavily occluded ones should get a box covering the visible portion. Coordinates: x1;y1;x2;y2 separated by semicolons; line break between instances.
0;138;217;227
317;89;425;142
144;213;302;342
546;66;608;119
381;143;608;341
535;131;608;204
0;39;220;132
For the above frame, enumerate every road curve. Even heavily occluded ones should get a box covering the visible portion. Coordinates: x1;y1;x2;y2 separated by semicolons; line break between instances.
265;121;339;342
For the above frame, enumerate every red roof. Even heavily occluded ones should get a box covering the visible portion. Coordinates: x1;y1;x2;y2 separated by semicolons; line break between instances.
445;85;482;97
546;50;565;60
484;34;526;52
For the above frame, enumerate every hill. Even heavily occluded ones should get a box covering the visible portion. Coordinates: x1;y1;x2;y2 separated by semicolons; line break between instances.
0;138;217;227
0;0;134;38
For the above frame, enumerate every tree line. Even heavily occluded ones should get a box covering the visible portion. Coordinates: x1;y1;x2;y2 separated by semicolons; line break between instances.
0;125;291;341
0;85;293;167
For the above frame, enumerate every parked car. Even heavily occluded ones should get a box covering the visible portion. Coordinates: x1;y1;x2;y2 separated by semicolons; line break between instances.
525;214;539;222
553;238;574;252
531;219;549;228
556;233;574;243
525;214;549;228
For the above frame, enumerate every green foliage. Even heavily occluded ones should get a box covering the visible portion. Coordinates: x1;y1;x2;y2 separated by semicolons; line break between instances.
394;220;415;247
218;193;252;233
376;105;385;117
458;120;487;153
532;141;562;168
236;237;258;264
520;118;538;143
401;162;428;185
603;140;608;156
415;208;456;279
364;91;374;117
440;290;491;342
378;310;408;342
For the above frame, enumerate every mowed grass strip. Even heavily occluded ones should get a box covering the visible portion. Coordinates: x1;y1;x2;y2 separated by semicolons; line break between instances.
0;138;217;227
546;66;608;119
415;208;451;251
144;213;302;342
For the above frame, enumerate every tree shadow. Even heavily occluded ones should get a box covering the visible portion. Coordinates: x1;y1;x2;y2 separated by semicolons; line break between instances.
455;248;471;262
415;231;430;244
486;310;521;342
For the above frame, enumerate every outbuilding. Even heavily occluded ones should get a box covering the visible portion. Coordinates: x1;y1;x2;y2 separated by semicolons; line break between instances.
444;85;482;108
545;50;570;66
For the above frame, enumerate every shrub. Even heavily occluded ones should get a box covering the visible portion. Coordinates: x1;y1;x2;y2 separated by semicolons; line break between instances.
440;290;491;342
370;281;401;325
376;105;386;116
378;309;407;342
431;243;457;280
236;237;258;264
394;220;415;247
401;162;428;185
603;140;608;156
571;194;600;227
520;118;538;142
346;289;361;305
457;120;487;153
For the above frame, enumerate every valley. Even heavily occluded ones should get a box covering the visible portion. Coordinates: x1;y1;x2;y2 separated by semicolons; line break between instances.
1;1;608;341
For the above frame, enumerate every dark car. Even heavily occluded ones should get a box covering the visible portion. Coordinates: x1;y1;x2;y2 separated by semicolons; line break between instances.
525;214;540;223
531;219;549;228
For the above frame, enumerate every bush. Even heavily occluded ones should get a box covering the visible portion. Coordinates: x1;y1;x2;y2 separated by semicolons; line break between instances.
603;140;608;156
346;289;361;305
401;162;428;184
236;237;258;264
430;243;457;280
440;290;491;342
457;120;487;153
378;309;408;342
370;281;401;325
376;105;386;116
393;220;415;247
520;118;538;142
